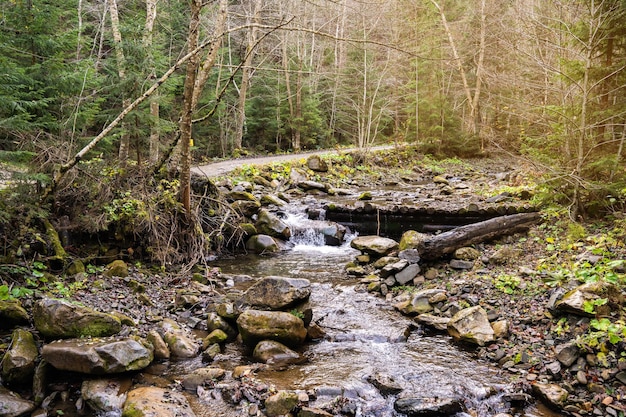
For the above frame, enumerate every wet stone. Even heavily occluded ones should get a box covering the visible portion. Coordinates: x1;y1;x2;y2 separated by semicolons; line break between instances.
394;396;462;416
366;372;403;395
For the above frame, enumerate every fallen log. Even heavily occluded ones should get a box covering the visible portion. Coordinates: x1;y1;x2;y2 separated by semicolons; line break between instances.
416;212;542;260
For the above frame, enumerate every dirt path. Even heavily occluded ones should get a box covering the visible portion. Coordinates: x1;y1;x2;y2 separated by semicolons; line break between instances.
191;145;395;177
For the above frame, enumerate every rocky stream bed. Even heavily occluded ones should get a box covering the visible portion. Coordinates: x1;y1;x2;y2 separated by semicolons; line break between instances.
1;152;626;417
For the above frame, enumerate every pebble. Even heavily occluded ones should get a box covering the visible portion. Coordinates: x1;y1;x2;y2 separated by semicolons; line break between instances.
526;373;538;381
576;370;588;385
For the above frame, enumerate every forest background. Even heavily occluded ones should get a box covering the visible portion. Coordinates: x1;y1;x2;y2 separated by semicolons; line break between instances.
1;0;625;266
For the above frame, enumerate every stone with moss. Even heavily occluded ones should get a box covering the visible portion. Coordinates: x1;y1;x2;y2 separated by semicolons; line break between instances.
42;336;153;374
123;387;195;417
203;329;228;349
0;299;29;329
104;260;128;278
2;328;38;385
237;309;307;347
398;230;425;251
265;390;299;417
33;297;121;339
245;234;279;254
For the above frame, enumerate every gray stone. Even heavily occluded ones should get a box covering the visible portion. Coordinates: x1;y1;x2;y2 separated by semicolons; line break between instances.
395;264;421;285
394;396;462;416
123;387;196;417
556;281;623;317
0;386;35;417
449;259;474;270
447;306;495;346
1;328;38;385
297;180;328;192
394;289;447;316
159;318;200;358
381;259;409;278
298;407;334;417
182;367;225;391
253;340;301;364
555;342;579;367
306;155;328;172
398;249;421;264
42;337;153;374
202;343;221;362
532;383;568;409
351;235;399;257
81;378;127;412
147;329;170;360
240;276;311;310
33;297;121;339
366;373;403;395
0;300;29;329
246;234;280;254
255;209;291;240
237;309;307;347
415;314;450;331
265;390;299;417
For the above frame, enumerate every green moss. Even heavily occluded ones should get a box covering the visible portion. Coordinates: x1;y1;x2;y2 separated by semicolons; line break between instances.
122;404;144;417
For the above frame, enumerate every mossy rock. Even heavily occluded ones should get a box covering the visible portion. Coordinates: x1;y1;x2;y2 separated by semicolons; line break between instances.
104;260;128;278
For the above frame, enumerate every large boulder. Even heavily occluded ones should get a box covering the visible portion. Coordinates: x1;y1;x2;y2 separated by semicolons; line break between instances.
255;209;291;240
159;318;200;358
351;236;399;257
123;386;196;417
41;337;153;374
82;378;127;413
0;386;35;417
246;234;280;254
237;310;307;347
1;328;38;385
447;306;495;346
0;300;29;329
33;298;121;339
555;281;623;317
240;276;311;310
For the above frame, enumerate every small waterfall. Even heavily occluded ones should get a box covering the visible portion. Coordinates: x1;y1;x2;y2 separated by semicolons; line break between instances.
283;212;355;249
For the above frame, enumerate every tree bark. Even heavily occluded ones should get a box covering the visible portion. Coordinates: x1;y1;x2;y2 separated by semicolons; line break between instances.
108;0;131;162
416;212;542;260
144;0;159;164
179;0;203;215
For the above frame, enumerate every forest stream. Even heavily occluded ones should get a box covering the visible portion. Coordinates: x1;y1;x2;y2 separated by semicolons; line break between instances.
180;210;564;417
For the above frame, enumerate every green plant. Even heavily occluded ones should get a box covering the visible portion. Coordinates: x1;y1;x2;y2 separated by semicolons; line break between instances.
494;274;521;294
583;298;608;315
289;309;305;320
553;317;570;336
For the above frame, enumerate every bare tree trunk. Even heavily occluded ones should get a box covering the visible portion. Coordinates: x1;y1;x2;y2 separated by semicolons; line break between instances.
430;0;477;135
144;0;159;164
234;0;261;150
179;0;203;215
108;0;131;162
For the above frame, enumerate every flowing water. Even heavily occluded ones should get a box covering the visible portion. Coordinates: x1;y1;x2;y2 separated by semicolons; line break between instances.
202;213;563;417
